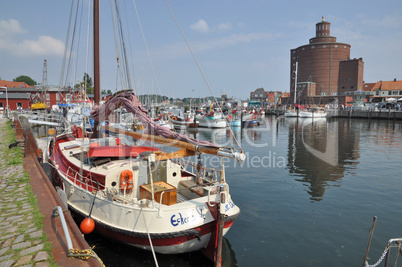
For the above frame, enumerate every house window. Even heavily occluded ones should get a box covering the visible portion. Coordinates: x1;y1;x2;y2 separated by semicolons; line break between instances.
332;92;337;96
56;93;60;100
323;45;326;48
0;103;3;110
334;45;338;48
46;94;50;101
321;92;327;96
17;102;23;110
311;46;315;49
376;91;379;96
393;91;399;95
388;91;392;95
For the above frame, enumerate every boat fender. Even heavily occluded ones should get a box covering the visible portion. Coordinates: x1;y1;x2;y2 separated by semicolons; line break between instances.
120;170;134;192
171;116;178;121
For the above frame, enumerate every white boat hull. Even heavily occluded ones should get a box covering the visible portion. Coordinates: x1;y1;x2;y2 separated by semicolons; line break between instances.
49;135;240;255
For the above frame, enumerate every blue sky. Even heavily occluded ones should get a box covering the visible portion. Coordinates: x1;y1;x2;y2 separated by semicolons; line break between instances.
0;0;401;99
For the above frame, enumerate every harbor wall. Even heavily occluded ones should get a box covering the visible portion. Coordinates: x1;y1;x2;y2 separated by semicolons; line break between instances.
327;110;402;120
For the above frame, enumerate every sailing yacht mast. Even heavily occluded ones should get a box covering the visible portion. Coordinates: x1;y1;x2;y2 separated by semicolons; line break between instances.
94;0;100;105
93;0;100;137
294;61;298;104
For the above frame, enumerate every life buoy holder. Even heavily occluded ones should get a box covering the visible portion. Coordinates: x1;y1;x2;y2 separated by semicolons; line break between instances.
120;170;134;193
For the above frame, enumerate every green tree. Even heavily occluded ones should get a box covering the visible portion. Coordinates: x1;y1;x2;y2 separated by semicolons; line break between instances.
83;73;93;87
13;75;37;86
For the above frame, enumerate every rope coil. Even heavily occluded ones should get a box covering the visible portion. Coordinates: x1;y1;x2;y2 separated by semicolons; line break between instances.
68;247;105;266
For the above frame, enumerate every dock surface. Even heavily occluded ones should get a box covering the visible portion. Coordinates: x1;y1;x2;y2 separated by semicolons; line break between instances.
0;116;101;267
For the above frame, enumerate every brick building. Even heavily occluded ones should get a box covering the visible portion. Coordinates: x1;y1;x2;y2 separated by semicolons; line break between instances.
289;17;364;106
0;80;86;111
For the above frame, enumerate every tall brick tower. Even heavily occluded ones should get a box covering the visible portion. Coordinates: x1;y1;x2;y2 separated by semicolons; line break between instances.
289;17;362;105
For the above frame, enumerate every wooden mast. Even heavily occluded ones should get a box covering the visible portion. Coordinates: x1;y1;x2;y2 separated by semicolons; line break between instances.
93;0;100;137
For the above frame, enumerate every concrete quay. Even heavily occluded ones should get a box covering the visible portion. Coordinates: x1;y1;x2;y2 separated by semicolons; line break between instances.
0;117;101;267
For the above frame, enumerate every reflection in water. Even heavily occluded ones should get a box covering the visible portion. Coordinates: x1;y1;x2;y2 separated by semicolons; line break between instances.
285;118;360;201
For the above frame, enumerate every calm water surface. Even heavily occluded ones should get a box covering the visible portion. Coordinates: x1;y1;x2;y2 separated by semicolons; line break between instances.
85;117;402;266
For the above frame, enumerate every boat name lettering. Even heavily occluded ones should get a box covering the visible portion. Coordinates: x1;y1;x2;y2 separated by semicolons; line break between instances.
171;213;189;227
225;200;235;212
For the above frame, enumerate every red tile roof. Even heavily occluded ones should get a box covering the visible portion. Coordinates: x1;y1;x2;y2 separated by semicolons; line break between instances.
0;80;34;88
371;80;402;91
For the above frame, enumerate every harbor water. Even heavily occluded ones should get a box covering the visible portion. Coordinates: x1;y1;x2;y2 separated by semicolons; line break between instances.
83;116;402;266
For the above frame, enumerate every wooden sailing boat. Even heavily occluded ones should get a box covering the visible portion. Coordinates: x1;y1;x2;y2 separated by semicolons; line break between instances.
48;0;244;263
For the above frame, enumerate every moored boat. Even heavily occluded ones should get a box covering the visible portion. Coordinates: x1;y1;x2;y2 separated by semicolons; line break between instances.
48;92;244;256
299;107;327;118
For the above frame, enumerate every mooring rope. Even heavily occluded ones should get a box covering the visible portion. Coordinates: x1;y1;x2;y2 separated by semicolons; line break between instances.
68;247;105;266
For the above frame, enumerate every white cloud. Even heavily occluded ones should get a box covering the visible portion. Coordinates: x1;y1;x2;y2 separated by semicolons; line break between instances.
190;19;209;33
0;19;64;57
1;35;64;57
0;19;26;37
190;19;233;33
216;23;232;32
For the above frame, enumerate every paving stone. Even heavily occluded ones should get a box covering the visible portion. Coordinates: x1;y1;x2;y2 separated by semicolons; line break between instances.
6;215;24;222
24;228;36;234
0;234;15;241
29;231;43;239
0;254;12;261
35;262;50;267
4;226;18;234
1;238;13;248
20;244;44;256
14;234;24;244
11;241;30;250
0;259;15;267
15;255;32;266
34;251;49;262
0;247;9;256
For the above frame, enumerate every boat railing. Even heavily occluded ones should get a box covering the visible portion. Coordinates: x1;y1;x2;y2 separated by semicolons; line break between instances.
66;166;97;192
364;238;402;267
184;160;221;183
